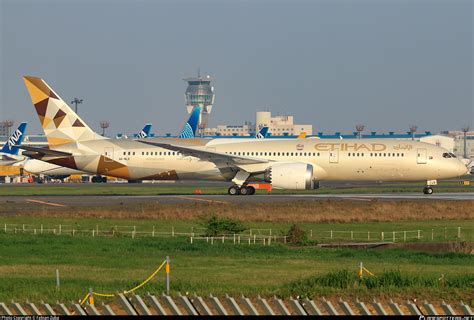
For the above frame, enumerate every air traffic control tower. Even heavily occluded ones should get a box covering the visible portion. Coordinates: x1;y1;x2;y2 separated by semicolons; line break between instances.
184;72;215;134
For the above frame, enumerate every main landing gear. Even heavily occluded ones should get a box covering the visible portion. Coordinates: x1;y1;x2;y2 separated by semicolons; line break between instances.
228;185;256;196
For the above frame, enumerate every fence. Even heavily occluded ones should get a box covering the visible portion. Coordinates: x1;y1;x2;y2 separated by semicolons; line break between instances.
0;293;472;316
1;223;470;245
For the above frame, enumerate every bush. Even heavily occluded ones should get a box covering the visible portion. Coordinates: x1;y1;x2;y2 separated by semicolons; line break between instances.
286;224;308;245
201;215;246;236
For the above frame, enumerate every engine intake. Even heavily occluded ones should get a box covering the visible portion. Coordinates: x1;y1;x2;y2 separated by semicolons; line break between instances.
264;162;317;190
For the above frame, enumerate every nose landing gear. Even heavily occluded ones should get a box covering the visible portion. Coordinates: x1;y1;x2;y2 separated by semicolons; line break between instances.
423;186;433;195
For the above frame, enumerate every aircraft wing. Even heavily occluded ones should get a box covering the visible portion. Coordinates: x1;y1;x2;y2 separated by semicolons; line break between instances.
18;145;72;157
138;140;269;168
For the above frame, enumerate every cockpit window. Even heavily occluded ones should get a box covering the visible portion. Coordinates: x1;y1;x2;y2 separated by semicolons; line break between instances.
449;153;456;158
442;153;451;158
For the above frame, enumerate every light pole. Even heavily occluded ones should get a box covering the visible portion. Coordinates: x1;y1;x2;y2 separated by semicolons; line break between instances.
462;126;469;159
409;125;418;141
100;121;110;137
355;124;365;139
71;98;83;114
1;120;14;138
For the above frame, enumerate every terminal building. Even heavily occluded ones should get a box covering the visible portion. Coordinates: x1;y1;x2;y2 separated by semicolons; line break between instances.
204;111;313;137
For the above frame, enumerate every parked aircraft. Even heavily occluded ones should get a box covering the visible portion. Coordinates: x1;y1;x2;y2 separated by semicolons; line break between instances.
0;122;27;166
21;76;469;194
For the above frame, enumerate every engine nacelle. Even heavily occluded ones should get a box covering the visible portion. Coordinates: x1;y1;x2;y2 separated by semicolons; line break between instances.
264;162;317;190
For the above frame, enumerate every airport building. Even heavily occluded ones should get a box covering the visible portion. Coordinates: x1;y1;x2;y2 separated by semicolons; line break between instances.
203;111;313;137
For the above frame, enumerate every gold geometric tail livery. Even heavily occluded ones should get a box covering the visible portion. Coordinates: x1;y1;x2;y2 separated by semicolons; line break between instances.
23;76;104;147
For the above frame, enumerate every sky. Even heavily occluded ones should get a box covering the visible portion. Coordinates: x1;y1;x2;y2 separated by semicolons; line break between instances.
1;0;473;136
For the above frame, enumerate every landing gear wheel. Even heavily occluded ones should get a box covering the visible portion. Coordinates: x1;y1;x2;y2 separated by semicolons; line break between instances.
247;186;256;195
240;186;250;195
228;185;241;195
423;186;433;195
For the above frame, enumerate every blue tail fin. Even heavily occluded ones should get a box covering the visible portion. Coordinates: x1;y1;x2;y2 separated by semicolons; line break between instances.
179;107;201;138
136;124;152;139
256;126;269;139
1;122;27;155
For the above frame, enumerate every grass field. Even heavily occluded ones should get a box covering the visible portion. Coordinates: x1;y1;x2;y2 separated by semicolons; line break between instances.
0;232;473;304
0;179;473;196
0;184;473;304
0;214;473;304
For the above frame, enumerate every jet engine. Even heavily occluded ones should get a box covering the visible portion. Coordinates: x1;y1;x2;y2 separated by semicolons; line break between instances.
264;162;318;190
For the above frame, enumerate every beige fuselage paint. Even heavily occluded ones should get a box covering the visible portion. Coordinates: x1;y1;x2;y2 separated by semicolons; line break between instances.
51;138;468;183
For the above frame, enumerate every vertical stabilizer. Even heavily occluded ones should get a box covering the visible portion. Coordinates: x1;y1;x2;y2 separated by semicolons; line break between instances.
256;126;269;139
179;107;201;138
23;76;105;147
0;122;27;155
135;124;152;139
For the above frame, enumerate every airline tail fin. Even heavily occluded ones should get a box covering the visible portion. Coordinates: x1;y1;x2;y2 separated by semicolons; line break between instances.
179;107;201;138
22;76;105;147
256;126;269;139
0;122;27;155
297;132;306;139
136;123;152;139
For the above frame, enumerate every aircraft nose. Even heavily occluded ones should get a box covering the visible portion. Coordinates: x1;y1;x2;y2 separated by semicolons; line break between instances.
456;161;469;176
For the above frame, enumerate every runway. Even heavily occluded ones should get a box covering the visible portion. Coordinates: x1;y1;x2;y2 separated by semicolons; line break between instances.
3;192;474;207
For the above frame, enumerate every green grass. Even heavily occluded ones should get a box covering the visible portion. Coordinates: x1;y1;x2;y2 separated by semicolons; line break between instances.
0;225;473;303
1;216;472;242
0;180;472;196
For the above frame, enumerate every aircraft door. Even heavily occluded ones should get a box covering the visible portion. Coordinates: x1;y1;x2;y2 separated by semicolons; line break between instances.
329;149;339;163
417;148;427;164
104;147;114;162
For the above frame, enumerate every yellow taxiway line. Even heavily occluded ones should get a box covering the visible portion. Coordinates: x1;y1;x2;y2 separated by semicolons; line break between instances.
172;196;230;205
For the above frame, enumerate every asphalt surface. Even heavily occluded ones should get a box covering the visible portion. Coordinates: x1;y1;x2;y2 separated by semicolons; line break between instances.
3;192;474;207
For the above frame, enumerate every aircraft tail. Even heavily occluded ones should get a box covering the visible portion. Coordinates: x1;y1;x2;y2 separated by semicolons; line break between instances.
297;132;306;139
136;123;152;139
0;122;27;155
22;76;105;147
179;107;201;138
256;126;269;139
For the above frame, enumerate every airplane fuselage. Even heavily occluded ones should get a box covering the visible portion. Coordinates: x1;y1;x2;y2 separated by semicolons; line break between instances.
39;138;468;184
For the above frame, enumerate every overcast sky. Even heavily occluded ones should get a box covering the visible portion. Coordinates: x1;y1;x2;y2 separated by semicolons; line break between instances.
1;0;472;136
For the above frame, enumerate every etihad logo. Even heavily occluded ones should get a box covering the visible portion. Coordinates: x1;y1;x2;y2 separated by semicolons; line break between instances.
7;129;23;151
314;143;387;152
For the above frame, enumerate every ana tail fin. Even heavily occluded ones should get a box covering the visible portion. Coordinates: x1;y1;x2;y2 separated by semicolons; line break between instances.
297;132;307;139
136;124;152;139
1;122;27;155
256;126;269;139
23;76;104;147
179;107;201;138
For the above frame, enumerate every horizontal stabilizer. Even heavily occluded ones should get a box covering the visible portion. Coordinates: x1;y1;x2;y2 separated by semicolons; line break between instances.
18;145;72;157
